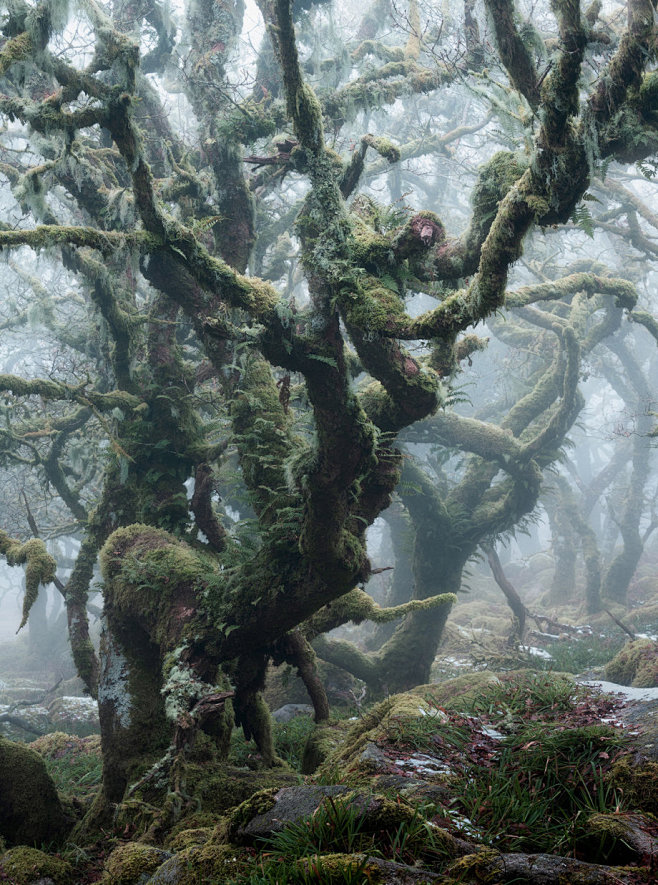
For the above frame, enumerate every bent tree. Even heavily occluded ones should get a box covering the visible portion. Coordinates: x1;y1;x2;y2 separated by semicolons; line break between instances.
0;0;656;823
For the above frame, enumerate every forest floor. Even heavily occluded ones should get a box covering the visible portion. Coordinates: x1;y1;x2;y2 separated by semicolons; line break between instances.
1;562;658;883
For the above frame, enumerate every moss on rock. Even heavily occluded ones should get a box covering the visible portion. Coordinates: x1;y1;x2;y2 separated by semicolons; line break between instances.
227;787;280;833
611;759;658;813
301;721;353;774
147;843;249;884
295;853;384;883
605;639;658;687
0;846;72;884
102;841;171;884
0;737;72;846
166;826;215;851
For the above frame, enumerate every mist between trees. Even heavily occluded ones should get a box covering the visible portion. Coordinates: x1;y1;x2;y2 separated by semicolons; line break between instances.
0;0;656;830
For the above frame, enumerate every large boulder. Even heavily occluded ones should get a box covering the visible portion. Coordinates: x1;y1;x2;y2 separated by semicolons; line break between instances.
0;736;72;846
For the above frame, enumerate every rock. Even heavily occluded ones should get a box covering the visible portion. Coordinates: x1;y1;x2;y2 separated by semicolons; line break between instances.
296;852;445;883
102;842;172;885
582;811;658;864
0;737;72;846
358;740;388;769
47;696;100;737
230;785;348;843
271;703;314;722
0;846;72;884
604;639;658;688
146;844;247;884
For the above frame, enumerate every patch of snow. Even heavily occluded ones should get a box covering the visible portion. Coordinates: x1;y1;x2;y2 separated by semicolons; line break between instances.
479;725;504;740
582;680;658;702
519;645;553;659
60;696;97;709
398;753;453;776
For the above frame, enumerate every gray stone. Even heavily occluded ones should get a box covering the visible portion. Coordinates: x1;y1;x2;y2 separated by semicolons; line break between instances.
233;785;349;843
271;703;314;723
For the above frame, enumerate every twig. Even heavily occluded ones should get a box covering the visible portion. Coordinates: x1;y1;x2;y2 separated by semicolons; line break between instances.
605;609;635;640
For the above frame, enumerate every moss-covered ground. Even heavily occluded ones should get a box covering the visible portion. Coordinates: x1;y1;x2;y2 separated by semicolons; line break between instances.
0;667;654;884
1;558;657;883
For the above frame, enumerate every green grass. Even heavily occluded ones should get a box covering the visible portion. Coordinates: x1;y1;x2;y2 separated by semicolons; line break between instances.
537;635;626;674
44;747;103;802
229;715;315;770
455;724;629;854
448;671;581;721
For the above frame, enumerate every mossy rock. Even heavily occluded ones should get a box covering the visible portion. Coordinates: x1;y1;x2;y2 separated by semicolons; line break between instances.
301;719;354;774
165;812;221;850
102;842;172;884
183;763;299;814
605;639;658;687
29;731;101;760
113;799;163;841
611;759;658;813
0;846;72;884
0;737;72;846
146;843;249;884
166;827;214;851
315;692;454;784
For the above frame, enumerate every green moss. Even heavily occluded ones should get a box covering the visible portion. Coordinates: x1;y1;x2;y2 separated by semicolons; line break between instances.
100;523;217;647
445;849;500;882
113;799;163;841
605;639;658;687
166;826;215;851
410;673;501;706
302;722;352;775
149;843;249;884
316;693;447;783
184;763;297;816
294;853;383;883
0;531;56;630
363;136;400;164
0;737;72;846
228;787;280;832
102;842;171;884
0;847;72;884
611;759;658;813
0;31;33;75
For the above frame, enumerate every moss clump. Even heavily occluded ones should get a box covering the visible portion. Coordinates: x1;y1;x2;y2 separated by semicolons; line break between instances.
316;693;448;784
166;826;215;851
604;639;658;687
410;673;500;707
102;842;171;884
444;849;500;882
295;853;383;883
611;759;658;813
184;763;298;815
0;846;72;884
0;736;72;846
227;787;280;833
148;843;248;884
301;722;351;774
0;531;56;630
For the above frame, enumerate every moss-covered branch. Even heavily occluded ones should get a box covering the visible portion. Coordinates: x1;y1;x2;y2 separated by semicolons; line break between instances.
0;531;56;631
484;0;540;108
0;374;143;412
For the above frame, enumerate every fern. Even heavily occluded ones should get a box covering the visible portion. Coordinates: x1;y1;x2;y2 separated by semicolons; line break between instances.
570;203;595;238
